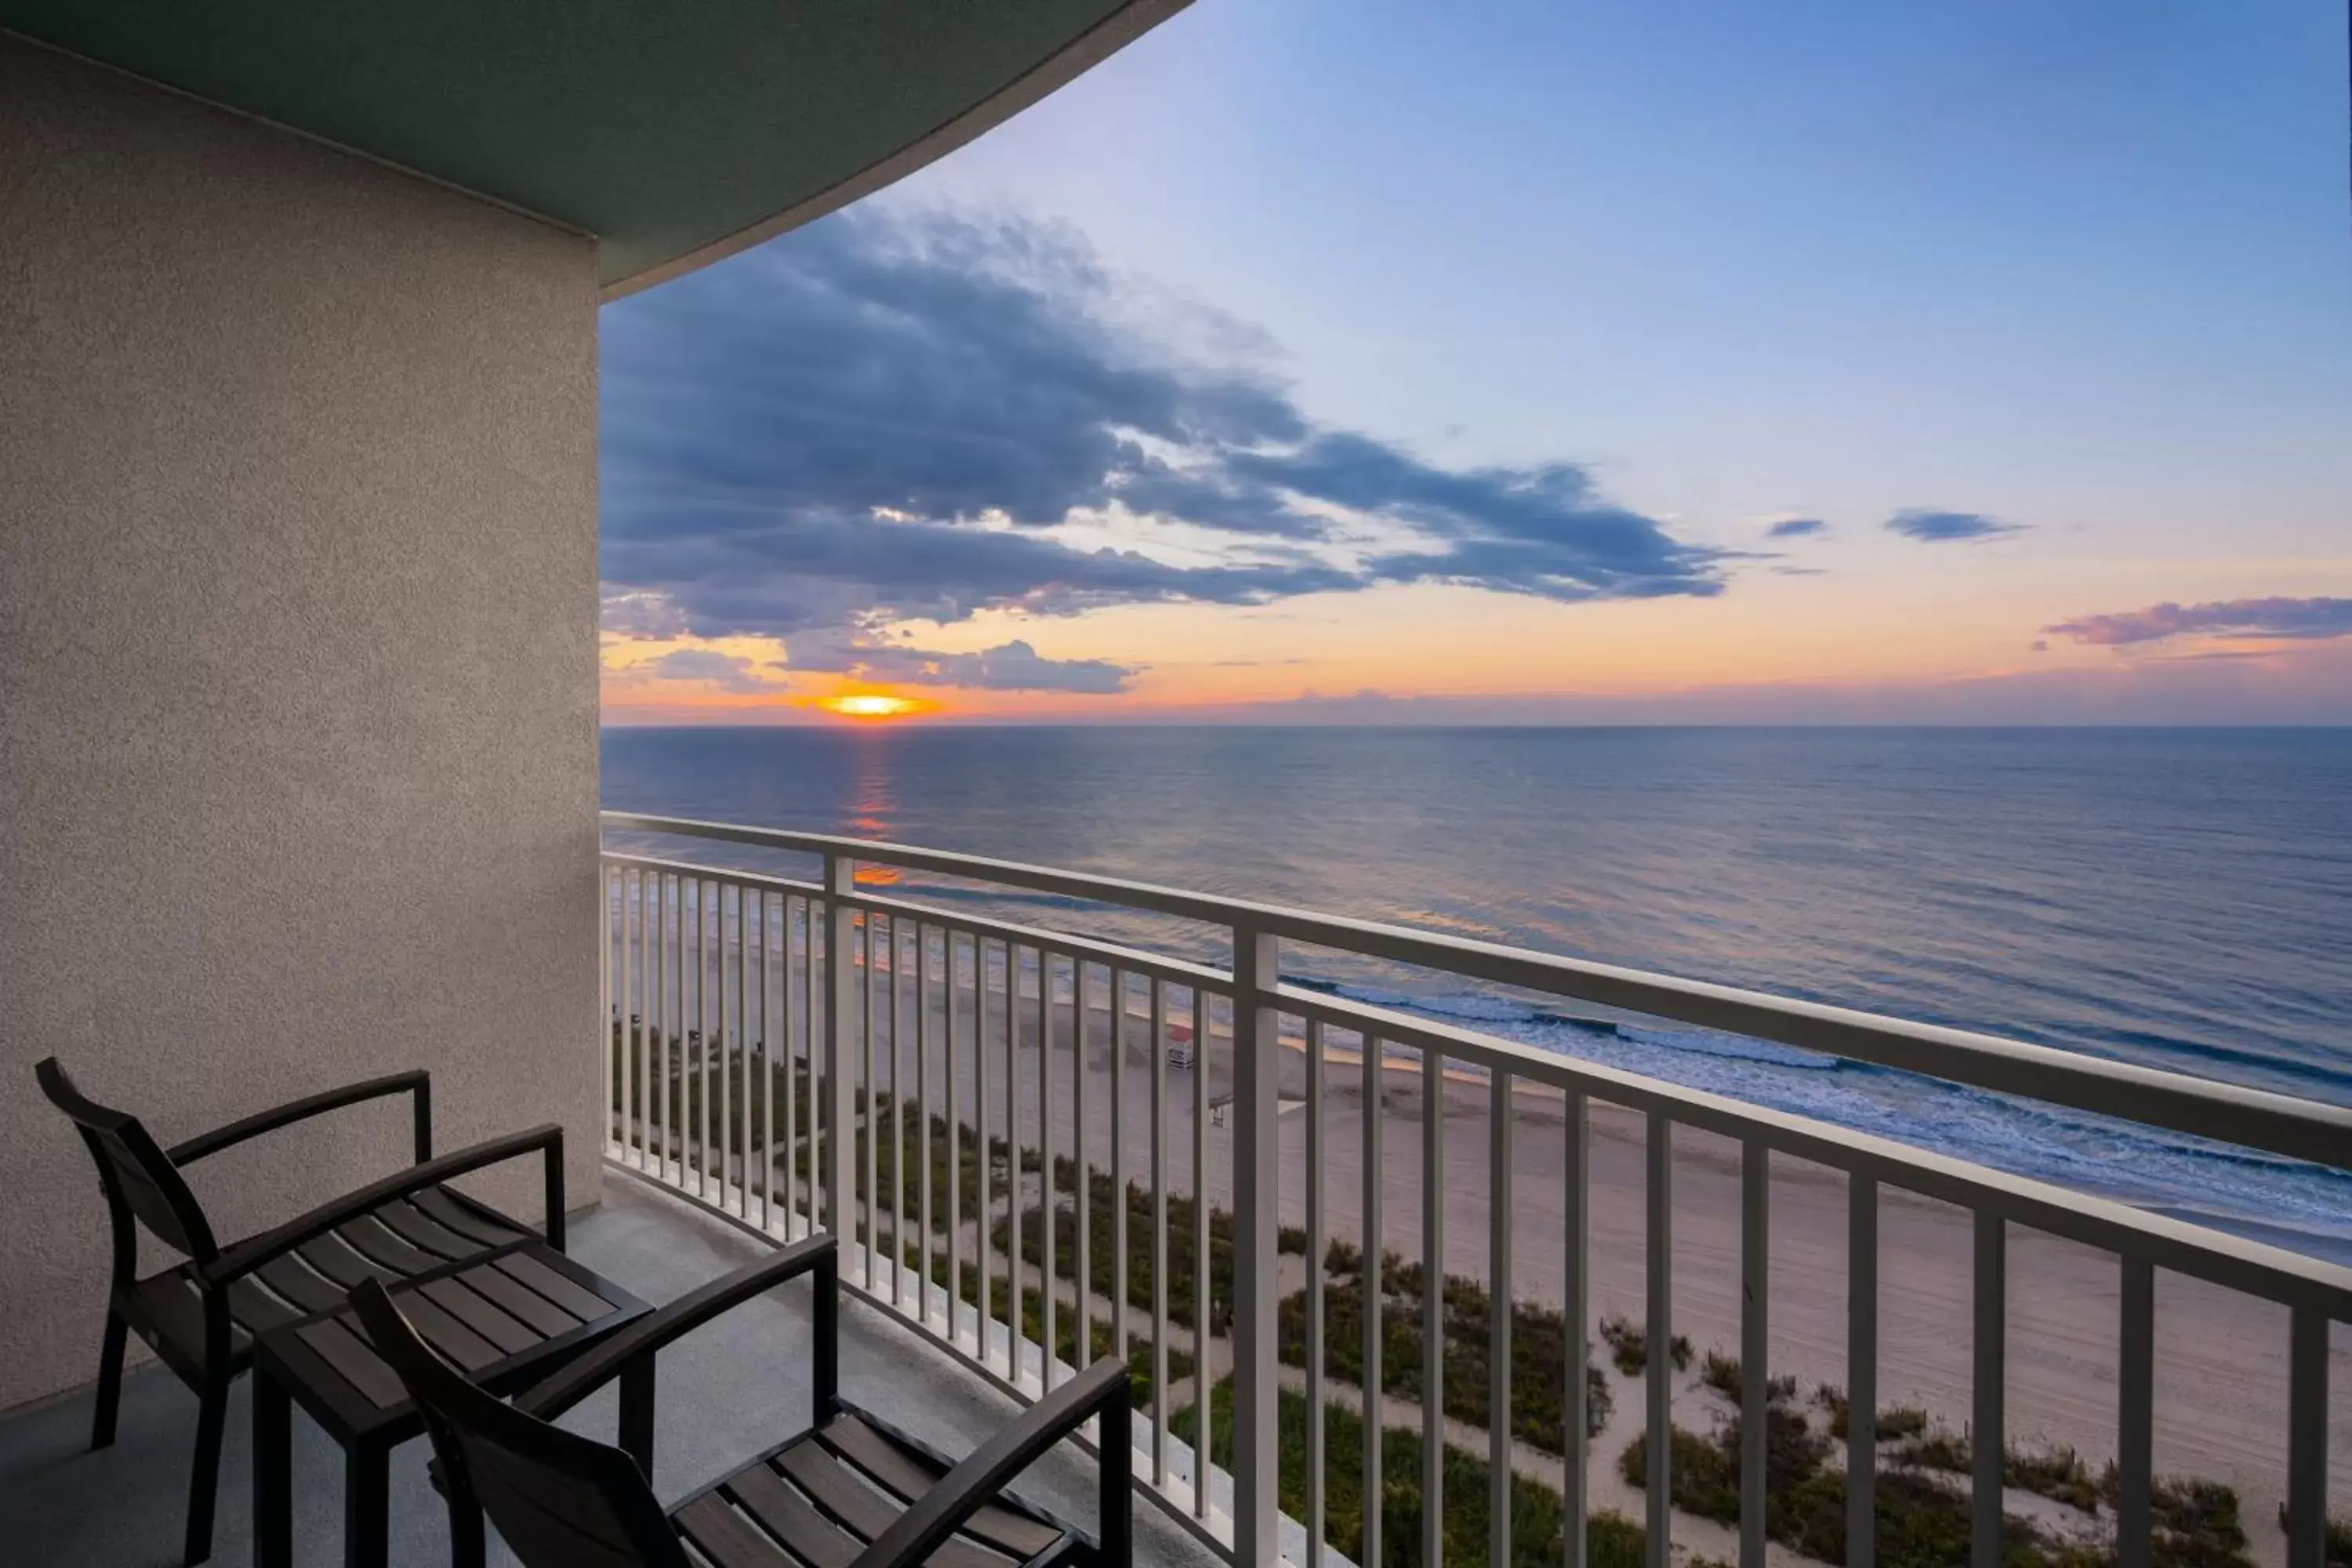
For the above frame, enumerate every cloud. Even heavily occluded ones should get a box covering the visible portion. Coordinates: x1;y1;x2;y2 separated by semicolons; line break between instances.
1885;509;2025;543
626;648;785;693
782;633;1134;693
600;587;691;640
598;209;1721;682
2043;596;2352;648
1765;517;1828;539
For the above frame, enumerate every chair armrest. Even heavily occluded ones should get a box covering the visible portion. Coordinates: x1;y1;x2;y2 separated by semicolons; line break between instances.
203;1123;563;1286
168;1069;432;1167
850;1358;1132;1568
519;1233;837;1424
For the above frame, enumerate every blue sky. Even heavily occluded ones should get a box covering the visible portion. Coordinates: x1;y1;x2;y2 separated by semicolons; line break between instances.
601;1;2352;722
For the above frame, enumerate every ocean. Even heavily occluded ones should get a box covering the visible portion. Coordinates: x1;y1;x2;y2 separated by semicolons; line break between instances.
601;725;2352;1261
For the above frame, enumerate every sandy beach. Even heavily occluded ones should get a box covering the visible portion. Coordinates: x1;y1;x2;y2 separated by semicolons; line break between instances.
655;942;2352;1563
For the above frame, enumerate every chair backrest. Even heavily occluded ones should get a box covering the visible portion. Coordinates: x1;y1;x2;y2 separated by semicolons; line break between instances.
347;1279;688;1568
36;1057;217;1265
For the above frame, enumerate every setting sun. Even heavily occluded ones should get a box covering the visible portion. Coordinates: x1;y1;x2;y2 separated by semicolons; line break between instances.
816;692;929;720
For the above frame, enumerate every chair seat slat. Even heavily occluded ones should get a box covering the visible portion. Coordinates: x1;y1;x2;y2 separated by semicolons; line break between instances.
721;1459;862;1568
410;1186;529;1249
335;1213;442;1275
373;1195;490;1260
226;1276;303;1335
677;1495;800;1568
820;1417;1060;1559
256;1253;347;1314
297;1232;398;1290
772;1447;1010;1568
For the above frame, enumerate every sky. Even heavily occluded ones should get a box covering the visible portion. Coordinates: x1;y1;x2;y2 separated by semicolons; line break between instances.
599;0;2352;725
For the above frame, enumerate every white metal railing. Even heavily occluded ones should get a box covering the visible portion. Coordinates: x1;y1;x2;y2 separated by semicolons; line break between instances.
597;811;2352;1568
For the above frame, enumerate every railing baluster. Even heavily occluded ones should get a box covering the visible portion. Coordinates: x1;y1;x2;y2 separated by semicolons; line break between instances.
785;895;803;1236
719;881;733;1196
699;878;713;1202
1232;930;1281;1568
2286;1305;2328;1568
1564;1088;1588;1568
2116;1256;2153;1568
822;857;857;1259
1112;967;1130;1374
740;887;753;1213
658;873;672;1181
1971;1213;2005;1568
1150;973;1170;1487
1363;1032;1384;1568
1043;950;1058;1388
1740;1138;1769;1568
724;884;743;1213
862;909;879;1289
946;929;965;1341
1422;1044;1445;1568
891;916;906;1308
1191;982;1210;1523
919;924;935;1326
1009;942;1026;1385
1307;1019;1328;1568
1646;1112;1672;1568
1487;1067;1512;1568
760;891;775;1232
977;937;995;1373
1076;960;1093;1392
601;866;615;1156
1849;1174;1878;1568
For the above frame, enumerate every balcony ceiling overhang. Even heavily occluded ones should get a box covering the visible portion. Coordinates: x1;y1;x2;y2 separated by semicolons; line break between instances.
0;0;1186;298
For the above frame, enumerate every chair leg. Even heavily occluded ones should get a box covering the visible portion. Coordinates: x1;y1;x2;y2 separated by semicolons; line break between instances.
91;1308;128;1450
183;1373;229;1566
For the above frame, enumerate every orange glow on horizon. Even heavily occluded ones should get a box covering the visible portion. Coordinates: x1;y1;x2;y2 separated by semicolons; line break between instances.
811;691;937;720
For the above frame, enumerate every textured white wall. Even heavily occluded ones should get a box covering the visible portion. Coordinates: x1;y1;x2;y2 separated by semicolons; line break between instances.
0;37;602;1409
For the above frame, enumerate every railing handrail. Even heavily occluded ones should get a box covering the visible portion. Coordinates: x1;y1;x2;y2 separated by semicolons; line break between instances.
601;810;2352;1174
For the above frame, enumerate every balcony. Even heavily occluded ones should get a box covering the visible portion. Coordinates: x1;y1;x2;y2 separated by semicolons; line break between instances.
4;811;2345;1567
589;813;2351;1568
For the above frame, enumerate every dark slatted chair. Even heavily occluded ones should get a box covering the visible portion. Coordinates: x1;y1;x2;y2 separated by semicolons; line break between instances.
348;1232;1134;1568
35;1056;565;1566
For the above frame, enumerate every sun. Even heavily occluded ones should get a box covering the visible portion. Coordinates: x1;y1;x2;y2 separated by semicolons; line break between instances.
814;691;932;720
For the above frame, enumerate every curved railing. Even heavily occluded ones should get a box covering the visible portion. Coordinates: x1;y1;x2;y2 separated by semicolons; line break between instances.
597;811;2350;1568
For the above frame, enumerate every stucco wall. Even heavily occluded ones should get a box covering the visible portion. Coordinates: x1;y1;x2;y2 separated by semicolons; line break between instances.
0;37;602;1410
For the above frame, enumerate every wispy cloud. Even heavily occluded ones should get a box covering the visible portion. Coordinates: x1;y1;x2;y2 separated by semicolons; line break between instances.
623;648;784;693
777;633;1134;693
598;209;1722;686
2044;596;2352;647
1885;508;2025;543
1764;517;1828;539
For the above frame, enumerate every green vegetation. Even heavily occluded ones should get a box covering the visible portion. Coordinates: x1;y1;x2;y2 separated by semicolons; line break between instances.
1698;1351;1795;1408
1599;1313;1691;1377
1276;1247;1613;1452
2139;1478;2255;1568
1174;1379;1646;1568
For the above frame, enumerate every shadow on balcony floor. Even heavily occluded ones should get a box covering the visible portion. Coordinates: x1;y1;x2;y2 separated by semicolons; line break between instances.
0;1172;1223;1568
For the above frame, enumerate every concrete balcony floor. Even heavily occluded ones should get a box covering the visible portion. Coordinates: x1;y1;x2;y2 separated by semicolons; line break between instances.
0;1174;1222;1568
